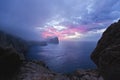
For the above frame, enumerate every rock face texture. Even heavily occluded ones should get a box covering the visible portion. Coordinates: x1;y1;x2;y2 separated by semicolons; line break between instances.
68;69;103;80
0;31;28;79
14;62;103;80
0;46;21;79
91;20;120;80
0;31;28;54
14;60;70;80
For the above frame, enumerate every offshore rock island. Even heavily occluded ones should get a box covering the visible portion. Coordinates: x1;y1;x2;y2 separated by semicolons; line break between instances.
47;37;59;44
1;20;120;80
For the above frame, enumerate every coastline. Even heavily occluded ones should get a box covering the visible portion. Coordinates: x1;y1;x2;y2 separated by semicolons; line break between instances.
0;30;103;80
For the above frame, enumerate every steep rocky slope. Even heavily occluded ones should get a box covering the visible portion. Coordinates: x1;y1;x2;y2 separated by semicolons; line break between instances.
0;31;28;79
0;46;21;79
0;31;28;54
14;61;103;80
91;20;120;80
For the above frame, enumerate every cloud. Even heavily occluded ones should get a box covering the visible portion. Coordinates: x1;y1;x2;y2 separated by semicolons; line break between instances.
0;0;120;40
80;28;106;41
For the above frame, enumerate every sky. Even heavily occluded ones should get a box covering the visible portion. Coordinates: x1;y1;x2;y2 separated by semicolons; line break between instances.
0;0;120;41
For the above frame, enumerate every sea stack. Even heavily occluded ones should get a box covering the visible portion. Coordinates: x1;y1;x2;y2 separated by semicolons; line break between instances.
47;37;59;44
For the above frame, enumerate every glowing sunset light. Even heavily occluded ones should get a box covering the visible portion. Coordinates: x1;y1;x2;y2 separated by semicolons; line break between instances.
42;26;85;40
64;32;82;39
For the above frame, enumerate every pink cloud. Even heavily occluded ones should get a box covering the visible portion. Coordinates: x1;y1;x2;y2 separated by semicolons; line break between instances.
42;26;87;40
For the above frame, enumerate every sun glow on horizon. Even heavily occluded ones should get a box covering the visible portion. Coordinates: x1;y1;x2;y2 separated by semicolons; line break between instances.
64;32;82;39
41;26;84;41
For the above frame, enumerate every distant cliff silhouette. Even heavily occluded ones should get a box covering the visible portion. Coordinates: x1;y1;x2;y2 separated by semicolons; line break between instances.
47;37;59;44
0;30;28;79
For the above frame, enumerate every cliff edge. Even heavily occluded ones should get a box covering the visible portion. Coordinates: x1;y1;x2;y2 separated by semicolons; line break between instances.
0;31;28;79
91;20;120;80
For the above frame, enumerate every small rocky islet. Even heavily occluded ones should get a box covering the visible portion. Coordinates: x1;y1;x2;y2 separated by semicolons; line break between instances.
0;20;120;80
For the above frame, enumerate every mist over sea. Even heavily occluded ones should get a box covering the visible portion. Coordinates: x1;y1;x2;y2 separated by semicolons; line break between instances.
26;41;97;73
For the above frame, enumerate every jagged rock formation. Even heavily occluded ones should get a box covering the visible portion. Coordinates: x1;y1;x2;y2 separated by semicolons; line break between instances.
14;61;103;80
91;20;120;80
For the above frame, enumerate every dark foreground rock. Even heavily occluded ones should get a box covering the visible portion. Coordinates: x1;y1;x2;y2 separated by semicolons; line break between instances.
91;20;120;80
68;69;103;80
14;61;103;80
14;60;69;80
0;46;21;79
0;31;28;79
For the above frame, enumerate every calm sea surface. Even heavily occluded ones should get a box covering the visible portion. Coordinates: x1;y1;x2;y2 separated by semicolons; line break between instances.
26;41;97;73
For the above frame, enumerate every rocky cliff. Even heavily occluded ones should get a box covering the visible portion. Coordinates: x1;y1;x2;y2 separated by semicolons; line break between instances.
14;62;103;80
0;31;28;54
0;31;28;79
91;20;120;80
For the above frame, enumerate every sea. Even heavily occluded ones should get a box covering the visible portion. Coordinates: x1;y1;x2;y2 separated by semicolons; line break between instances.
26;41;97;73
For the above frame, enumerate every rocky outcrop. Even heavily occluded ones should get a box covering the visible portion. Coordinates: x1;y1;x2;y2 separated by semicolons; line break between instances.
0;31;28;54
14;61;103;80
91;20;120;80
47;37;59;44
0;46;22;79
0;31;28;79
68;69;103;80
14;60;69;80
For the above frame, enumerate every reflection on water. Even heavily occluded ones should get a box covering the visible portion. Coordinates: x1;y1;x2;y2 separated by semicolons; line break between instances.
27;41;97;73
